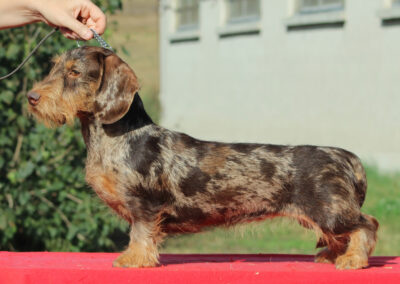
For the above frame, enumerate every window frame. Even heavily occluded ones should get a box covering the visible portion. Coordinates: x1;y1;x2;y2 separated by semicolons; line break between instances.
377;0;400;22
175;0;200;32
297;0;344;14
225;0;261;24
218;0;261;37
285;0;345;29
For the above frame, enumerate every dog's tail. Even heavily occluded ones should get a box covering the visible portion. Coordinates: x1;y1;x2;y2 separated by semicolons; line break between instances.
349;154;368;208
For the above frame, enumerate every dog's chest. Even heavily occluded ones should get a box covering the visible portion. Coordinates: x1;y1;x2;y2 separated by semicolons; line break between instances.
85;166;132;223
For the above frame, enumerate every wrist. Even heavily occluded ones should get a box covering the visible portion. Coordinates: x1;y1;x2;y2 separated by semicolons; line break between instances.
0;0;44;28
25;0;47;21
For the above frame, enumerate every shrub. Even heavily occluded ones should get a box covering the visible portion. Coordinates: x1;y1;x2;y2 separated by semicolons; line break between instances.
0;0;130;252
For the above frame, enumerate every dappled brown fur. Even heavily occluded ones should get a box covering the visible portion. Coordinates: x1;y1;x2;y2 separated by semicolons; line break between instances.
27;46;378;269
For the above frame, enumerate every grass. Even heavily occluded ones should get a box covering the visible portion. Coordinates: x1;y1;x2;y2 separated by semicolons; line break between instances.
160;167;400;256
363;167;400;255
108;1;400;257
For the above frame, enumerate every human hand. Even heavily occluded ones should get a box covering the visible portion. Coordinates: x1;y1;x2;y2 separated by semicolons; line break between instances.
0;0;106;40
32;0;106;40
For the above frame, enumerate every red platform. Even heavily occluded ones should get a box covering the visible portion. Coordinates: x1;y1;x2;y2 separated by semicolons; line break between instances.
1;252;399;284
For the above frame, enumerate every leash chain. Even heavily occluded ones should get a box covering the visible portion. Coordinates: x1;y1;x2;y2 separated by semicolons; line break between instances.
77;29;113;51
90;28;113;50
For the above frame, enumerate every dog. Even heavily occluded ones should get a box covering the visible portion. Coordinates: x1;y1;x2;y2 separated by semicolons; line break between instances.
27;46;378;269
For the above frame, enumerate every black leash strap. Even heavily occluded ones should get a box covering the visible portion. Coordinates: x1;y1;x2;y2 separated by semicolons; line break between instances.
0;28;58;81
0;28;113;81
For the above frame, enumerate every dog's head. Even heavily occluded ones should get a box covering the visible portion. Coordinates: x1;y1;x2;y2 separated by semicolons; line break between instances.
27;46;139;127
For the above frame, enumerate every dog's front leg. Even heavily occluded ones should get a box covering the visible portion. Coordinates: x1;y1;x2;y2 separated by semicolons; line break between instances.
113;221;160;268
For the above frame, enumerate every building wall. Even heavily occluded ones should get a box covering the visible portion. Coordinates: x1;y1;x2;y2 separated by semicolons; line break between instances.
159;0;400;171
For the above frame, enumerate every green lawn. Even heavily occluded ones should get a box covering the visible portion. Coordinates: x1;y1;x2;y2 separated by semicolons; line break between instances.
161;167;400;256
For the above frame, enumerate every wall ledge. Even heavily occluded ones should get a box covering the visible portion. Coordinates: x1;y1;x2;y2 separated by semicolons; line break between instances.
378;7;400;21
285;11;345;28
218;21;261;37
169;30;200;43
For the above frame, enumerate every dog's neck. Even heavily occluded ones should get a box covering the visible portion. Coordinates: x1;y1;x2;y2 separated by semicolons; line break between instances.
102;93;154;136
79;93;154;147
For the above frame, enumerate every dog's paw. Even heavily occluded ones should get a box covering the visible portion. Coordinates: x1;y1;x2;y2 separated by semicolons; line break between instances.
315;248;336;264
112;250;158;268
335;254;368;270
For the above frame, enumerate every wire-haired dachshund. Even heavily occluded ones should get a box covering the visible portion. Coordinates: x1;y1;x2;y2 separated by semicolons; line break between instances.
27;46;378;269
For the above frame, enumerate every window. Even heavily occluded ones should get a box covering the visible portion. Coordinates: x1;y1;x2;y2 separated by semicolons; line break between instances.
298;0;344;14
377;0;400;22
286;0;345;28
175;0;200;31
226;0;260;22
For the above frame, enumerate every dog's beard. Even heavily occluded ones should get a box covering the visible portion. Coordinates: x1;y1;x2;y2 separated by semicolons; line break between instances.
28;100;74;128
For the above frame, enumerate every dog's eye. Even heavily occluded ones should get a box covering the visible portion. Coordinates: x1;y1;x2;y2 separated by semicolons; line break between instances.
68;69;81;77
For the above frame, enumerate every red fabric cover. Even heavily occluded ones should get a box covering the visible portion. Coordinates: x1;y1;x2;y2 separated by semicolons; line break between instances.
1;252;399;284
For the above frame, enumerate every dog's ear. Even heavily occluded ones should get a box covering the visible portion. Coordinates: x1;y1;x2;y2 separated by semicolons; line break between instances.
94;52;139;124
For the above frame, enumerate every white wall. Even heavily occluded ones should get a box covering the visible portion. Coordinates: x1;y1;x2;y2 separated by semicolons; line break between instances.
159;0;400;171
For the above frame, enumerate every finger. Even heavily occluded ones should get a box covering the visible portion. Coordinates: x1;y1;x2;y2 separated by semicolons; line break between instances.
63;15;93;40
85;2;106;35
70;31;81;39
60;27;72;37
60;30;75;40
59;27;80;40
86;18;97;30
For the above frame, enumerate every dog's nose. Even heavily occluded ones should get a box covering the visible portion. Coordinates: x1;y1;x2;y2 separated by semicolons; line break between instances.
27;91;41;106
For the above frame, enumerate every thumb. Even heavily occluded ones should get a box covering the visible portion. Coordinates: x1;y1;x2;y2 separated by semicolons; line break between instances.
63;16;93;40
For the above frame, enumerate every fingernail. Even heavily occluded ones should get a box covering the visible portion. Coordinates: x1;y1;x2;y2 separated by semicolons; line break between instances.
83;30;92;40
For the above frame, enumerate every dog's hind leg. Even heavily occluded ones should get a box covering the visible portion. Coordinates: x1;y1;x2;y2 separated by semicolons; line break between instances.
334;214;379;270
315;214;378;268
315;234;348;264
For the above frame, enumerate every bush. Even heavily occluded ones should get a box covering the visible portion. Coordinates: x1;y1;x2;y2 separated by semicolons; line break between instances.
0;0;130;252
